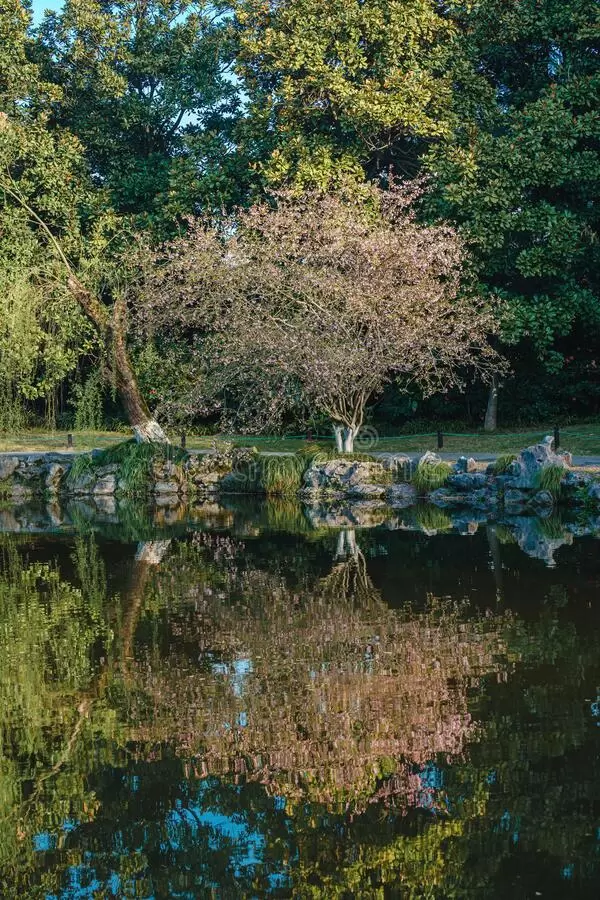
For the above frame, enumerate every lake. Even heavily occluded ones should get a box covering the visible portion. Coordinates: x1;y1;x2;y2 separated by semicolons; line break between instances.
0;499;599;898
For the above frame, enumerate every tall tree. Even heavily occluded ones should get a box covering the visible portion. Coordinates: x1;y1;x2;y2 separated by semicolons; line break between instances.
138;183;501;449
0;3;169;441
37;0;245;232
427;0;600;422
232;0;462;189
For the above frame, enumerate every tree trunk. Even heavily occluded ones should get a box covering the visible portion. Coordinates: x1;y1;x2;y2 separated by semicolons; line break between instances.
333;424;344;452
113;302;169;443
484;376;499;433
67;277;169;444
342;427;356;453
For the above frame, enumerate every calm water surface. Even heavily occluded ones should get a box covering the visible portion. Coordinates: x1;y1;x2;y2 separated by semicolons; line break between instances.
0;500;599;898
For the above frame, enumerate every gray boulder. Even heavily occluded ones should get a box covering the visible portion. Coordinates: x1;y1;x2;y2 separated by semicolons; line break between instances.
508;436;572;490
447;473;488;492
562;470;592;490
453;456;477;474
504;488;528;510
386;482;418;508
45;463;66;492
588;482;600;503
93;475;117;495
0;457;19;480
530;490;555;509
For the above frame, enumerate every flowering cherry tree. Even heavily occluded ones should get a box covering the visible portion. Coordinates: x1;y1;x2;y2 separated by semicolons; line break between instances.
140;183;502;450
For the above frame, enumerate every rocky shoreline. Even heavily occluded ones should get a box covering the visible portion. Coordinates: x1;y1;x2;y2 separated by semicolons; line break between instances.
1;436;599;513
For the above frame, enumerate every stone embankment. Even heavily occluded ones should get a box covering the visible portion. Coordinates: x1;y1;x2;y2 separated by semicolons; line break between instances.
0;436;599;511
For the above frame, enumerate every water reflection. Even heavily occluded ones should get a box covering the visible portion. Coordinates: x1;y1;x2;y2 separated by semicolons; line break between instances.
0;501;598;897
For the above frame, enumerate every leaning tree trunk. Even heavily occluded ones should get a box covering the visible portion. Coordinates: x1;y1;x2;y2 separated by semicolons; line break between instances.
484;376;499;433
67;277;169;443
3;187;168;443
112;297;169;443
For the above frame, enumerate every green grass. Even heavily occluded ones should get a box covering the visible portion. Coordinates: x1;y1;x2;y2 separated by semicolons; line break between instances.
412;505;453;533
412;459;452;493
67;440;187;496
536;464;567;499
2;423;600;459
492;453;518;475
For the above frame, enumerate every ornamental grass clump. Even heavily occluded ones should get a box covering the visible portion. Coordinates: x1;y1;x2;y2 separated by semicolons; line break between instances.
537;464;566;500
412;459;452;494
492;454;517;475
67;440;186;495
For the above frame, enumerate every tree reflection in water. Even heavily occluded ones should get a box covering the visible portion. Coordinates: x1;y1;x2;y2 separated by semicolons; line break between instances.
0;519;598;897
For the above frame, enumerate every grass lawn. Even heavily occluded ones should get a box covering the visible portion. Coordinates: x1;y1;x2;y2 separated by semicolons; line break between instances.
1;424;600;457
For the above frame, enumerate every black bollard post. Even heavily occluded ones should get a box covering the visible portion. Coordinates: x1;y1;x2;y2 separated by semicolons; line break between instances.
67;433;74;449
181;433;187;450
437;430;444;451
554;426;560;452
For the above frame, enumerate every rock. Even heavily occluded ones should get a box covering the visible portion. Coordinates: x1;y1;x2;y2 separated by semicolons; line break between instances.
530;490;555;509
429;488;465;508
562;470;592;489
347;483;386;499
68;472;95;494
453;456;477;474
446;473;488;492
419;450;442;467
45;463;66;492
386;483;418;508
0;457;19;480
504;489;528;509
508;437;572;490
153;481;181;495
93;475;117;495
588;482;600;503
303;458;388;496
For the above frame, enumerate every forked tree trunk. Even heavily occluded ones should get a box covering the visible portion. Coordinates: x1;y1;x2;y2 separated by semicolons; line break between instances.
484;376;499;433
333;423;358;453
342;427;356;453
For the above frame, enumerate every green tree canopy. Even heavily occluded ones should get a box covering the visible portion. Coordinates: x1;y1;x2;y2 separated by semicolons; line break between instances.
37;0;245;231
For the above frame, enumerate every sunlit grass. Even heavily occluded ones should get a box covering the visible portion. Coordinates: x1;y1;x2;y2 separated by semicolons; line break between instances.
1;424;600;458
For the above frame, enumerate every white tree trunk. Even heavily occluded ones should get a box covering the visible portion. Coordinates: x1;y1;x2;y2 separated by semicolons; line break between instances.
333;424;344;452
342;427;356;453
336;529;358;558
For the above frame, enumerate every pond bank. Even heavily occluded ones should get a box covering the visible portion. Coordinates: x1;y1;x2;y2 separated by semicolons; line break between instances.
1;436;599;513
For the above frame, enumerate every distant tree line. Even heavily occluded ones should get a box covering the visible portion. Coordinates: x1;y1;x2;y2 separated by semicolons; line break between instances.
1;0;598;437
